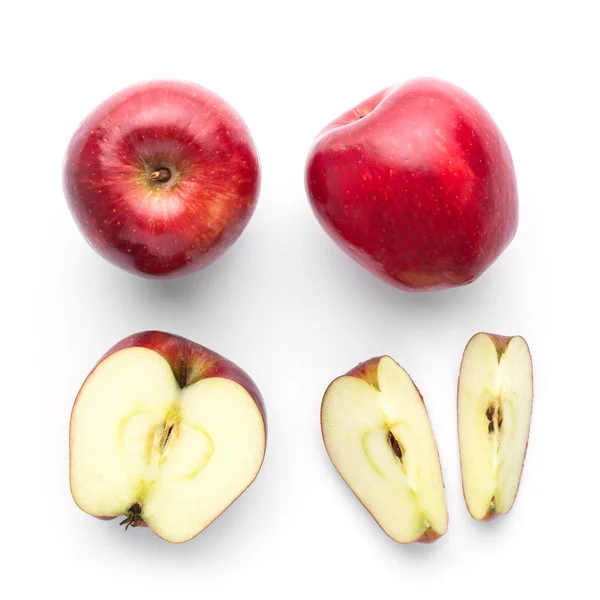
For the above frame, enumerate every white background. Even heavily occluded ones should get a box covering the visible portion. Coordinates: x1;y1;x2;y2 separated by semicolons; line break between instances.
3;0;598;597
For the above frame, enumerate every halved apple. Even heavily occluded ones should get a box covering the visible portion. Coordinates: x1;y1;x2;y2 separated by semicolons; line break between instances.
321;356;448;543
458;333;533;521
69;331;267;543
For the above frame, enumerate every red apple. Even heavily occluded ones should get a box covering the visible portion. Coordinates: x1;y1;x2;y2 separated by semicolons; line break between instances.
305;78;518;291
64;81;260;277
69;331;267;543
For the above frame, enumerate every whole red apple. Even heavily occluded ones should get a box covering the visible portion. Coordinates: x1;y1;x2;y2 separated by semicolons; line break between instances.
305;78;518;291
69;331;267;543
64;81;260;277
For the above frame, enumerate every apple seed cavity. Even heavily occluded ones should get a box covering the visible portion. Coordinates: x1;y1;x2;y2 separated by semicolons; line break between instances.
160;422;176;453
149;412;181;463
486;403;504;435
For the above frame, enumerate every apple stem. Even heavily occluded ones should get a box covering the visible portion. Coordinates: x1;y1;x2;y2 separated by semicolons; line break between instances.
150;167;172;183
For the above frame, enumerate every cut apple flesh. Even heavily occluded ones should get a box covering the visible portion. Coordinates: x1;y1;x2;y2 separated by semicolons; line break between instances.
321;356;448;543
458;333;533;520
70;348;266;543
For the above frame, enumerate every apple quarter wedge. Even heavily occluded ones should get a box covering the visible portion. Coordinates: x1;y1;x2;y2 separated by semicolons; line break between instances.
458;333;533;521
69;331;266;543
321;356;448;543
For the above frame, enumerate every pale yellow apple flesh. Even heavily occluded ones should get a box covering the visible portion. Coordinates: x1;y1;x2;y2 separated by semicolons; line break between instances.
458;333;533;521
70;348;266;543
321;356;448;543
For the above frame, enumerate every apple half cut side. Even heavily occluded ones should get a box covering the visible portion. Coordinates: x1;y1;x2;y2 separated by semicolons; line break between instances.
458;333;533;521
321;356;448;543
69;331;266;544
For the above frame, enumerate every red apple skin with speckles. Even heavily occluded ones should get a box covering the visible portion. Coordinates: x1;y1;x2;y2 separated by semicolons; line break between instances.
99;331;266;424
64;80;260;277
305;78;518;291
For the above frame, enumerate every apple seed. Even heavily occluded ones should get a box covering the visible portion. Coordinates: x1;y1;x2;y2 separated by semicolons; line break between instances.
387;430;404;462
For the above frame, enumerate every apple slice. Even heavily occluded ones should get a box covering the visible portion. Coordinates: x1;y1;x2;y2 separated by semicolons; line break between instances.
321;356;448;543
458;333;533;521
70;332;266;543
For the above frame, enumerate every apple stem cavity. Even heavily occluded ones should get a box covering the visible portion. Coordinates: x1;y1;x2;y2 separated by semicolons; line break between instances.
179;356;188;388
119;503;144;530
149;167;172;184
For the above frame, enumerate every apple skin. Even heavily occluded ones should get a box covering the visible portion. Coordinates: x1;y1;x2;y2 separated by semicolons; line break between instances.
70;330;266;528
305;78;518;291
101;331;266;420
322;356;444;543
457;332;533;521
488;333;512;362
64;81;260;277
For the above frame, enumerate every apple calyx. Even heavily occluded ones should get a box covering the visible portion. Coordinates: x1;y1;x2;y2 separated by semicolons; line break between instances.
120;503;144;530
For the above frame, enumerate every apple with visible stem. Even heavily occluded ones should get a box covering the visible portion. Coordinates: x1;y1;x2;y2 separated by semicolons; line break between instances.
63;80;260;277
458;333;533;520
321;356;448;543
69;331;267;543
305;78;518;291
